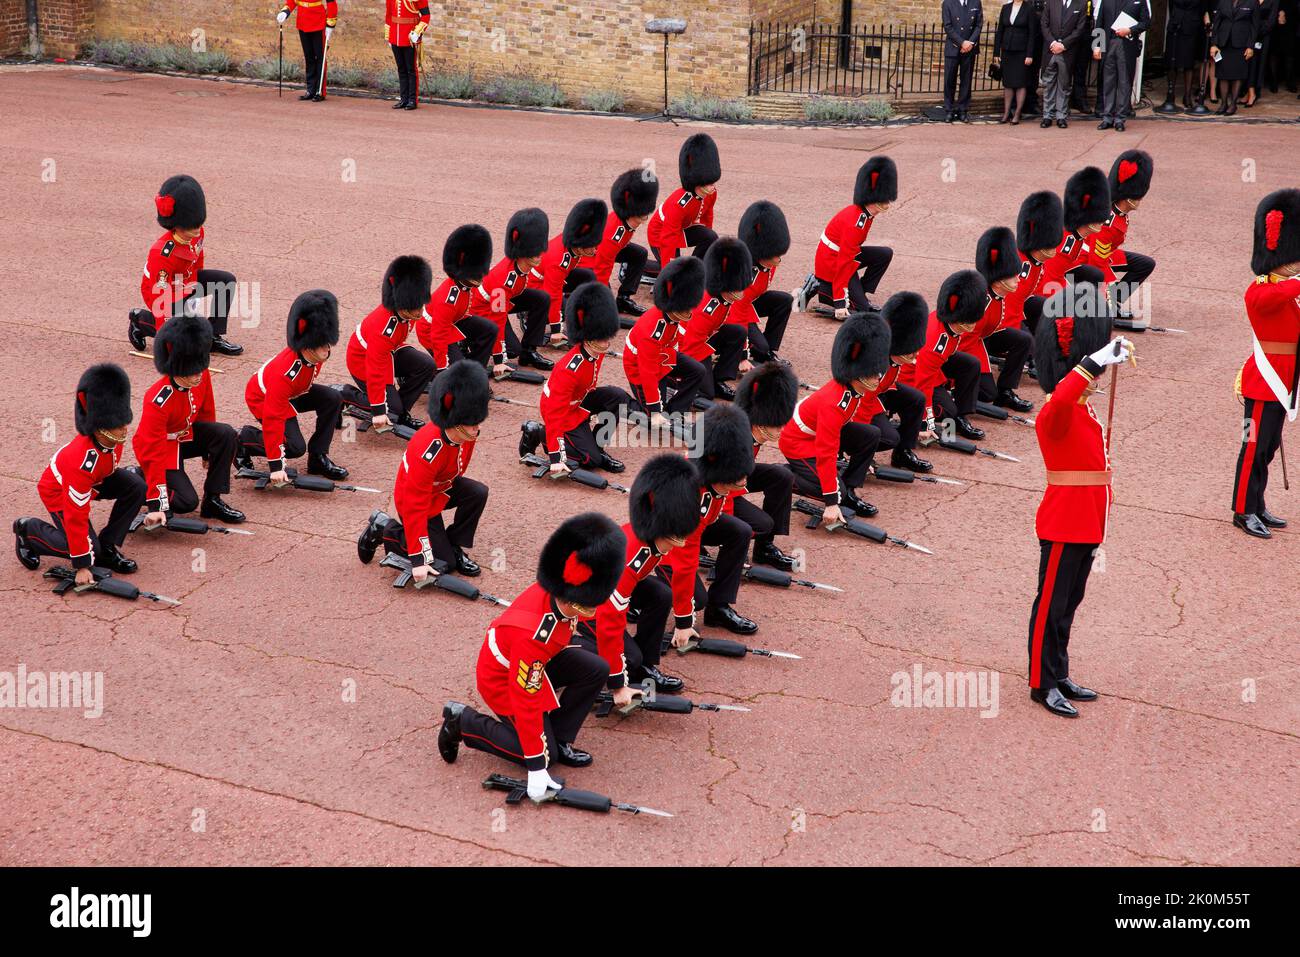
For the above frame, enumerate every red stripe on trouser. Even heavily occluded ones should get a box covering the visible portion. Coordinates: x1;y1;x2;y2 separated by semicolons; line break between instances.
1030;542;1064;688
461;729;525;761
1234;401;1263;514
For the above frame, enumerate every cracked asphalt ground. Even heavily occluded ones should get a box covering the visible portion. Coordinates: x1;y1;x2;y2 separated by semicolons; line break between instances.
1;64;1296;867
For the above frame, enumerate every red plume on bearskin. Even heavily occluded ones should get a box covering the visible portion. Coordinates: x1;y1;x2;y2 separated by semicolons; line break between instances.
537;513;626;607
653;256;706;314
629;454;700;544
1251;189;1300;275
428;360;490;429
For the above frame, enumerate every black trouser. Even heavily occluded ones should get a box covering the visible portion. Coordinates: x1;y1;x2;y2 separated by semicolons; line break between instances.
874;383;925;453
500;288;550;357
20;469;146;564
1233;397;1286;517
381;476;488;568
701;324;748;391
132;269;240;339
446;315;498;368
555;268;598;337
630;353;707;416
652;225;718;270
731;462;793;550
613;244;648;299
159;421;239;513
391;45;417;104
299;28;325;96
352;344;434;419
981;327;1033;396
748;290;793;360
1071;43;1092;110
943;51;976;112
685;512;751;610
573;572;673;683
786;421;881;498
816;246;894;311
933;351;980;420
238;383;342;464
1028;540;1096;692
558;385;632;468
1110;252;1156;310
460;645;608;769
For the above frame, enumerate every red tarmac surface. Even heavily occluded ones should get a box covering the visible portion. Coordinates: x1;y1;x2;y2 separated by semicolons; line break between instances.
0;64;1296;866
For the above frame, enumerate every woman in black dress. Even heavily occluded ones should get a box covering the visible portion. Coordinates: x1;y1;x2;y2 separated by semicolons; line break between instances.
1212;0;1261;112
1167;0;1212;108
993;0;1040;124
1245;0;1278;105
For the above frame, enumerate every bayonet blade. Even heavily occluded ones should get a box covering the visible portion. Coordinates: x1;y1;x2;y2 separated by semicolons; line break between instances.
976;448;1020;462
339;484;382;493
209;526;255;535
142;591;183;606
890;537;934;555
698;703;751;712
918;475;966;486
793;578;843;592
750;648;803;659
614;803;674;817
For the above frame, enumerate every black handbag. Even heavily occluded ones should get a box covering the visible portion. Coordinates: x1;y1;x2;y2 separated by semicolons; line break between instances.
987;60;1003;81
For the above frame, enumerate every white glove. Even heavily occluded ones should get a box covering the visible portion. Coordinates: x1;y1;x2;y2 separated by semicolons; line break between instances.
1088;337;1134;368
526;768;562;801
276;10;289;24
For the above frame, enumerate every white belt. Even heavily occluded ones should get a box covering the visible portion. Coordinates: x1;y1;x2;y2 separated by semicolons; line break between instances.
819;232;840;253
353;325;368;350
792;401;815;435
541;383;551;398
255;357;273;394
487;628;510;668
1253;334;1299;421
49;453;63;485
624;338;638;355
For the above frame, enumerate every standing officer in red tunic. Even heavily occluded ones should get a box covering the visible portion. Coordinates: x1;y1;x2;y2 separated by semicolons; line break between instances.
417;224;496;373
133;316;244;526
734;200;795;364
237;290;347;482
471;208;554;373
595;168;659;319
1232;189;1300;539
576;454;702;697
356;360;490;578
437;513;626;797
1027;267;1135;717
797;156;897;317
385;0;429;110
529;198;607;348
623;256;709;422
131;174;242;356
647;133;720;269
275;1;337;101
14;364;145;582
1089;150;1157;320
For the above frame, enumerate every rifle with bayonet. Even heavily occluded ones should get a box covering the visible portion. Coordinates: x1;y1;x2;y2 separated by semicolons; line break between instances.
974;400;1035;426
129;513;254;536
593;689;750;717
378;553;510;606
481;772;673;817
794;498;934;554
922;433;1020;461
869;464;964;486
699;553;842;592
235;466;380;494
521;453;629;493
44;565;181;606
335;385;418;440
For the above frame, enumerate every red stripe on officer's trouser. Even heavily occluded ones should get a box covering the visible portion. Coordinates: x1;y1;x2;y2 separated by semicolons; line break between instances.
1030;542;1064;689
1234;400;1263;515
461;730;525;760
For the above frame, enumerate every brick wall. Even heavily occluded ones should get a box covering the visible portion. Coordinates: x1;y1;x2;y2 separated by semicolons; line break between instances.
38;0;94;57
1;0;29;57
90;0;755;108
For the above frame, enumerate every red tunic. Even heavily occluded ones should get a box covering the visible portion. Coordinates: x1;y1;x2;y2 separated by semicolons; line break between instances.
346;304;420;414
591;525;663;688
417;277;474;370
778;380;864;503
813;205;875;308
957;290;1007;375
133;372;217;510
529;235;594;330
679;293;732;362
1035;359;1112;543
728;264;777;340
475;583;581;768
539;345;603;460
622;306;684;412
1036;232;1092;298
593;212;639;286
140;229;205;326
392;423;475;563
1087;207;1130;283
37;436;125;568
283;0;337;31
898;311;969;420
1239;275;1300;411
1002;253;1048;331
663;486;730;625
647;188;716;263
855;362;903;422
470;256;530;362
384;0;429;46
245;348;326;471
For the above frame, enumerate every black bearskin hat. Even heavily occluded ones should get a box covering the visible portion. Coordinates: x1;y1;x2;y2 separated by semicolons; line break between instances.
382;255;433;312
537;512;627;607
1252;189;1300;276
74;363;133;437
936;270;989;328
443;224;493;284
693;404;755;486
286;289;339;351
735;361;798;428
976;226;1020;285
504;208;550;261
704;237;753;297
155;174;206;230
564;282;620;343
154;315;212;377
629;454;701;545
1064;166;1112;232
653;256;706;315
1109;150;1154;203
1017;191;1065;253
679;133;721;191
611;168;659;221
882;291;928;357
831;311;891;385
854;156;898;207
738;200;791;261
428;359;491;429
562;198;608;250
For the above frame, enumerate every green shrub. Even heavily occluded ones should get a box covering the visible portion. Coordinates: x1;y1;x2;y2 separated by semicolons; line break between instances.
803;96;893;123
375;68;401;94
85;39;132;65
327;65;370;89
670;93;753;121
478;75;567;108
580;89;626;113
423;70;476;99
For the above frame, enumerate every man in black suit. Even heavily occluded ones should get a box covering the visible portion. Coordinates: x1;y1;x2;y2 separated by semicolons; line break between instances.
1040;0;1090;126
1096;0;1151;130
943;0;984;121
